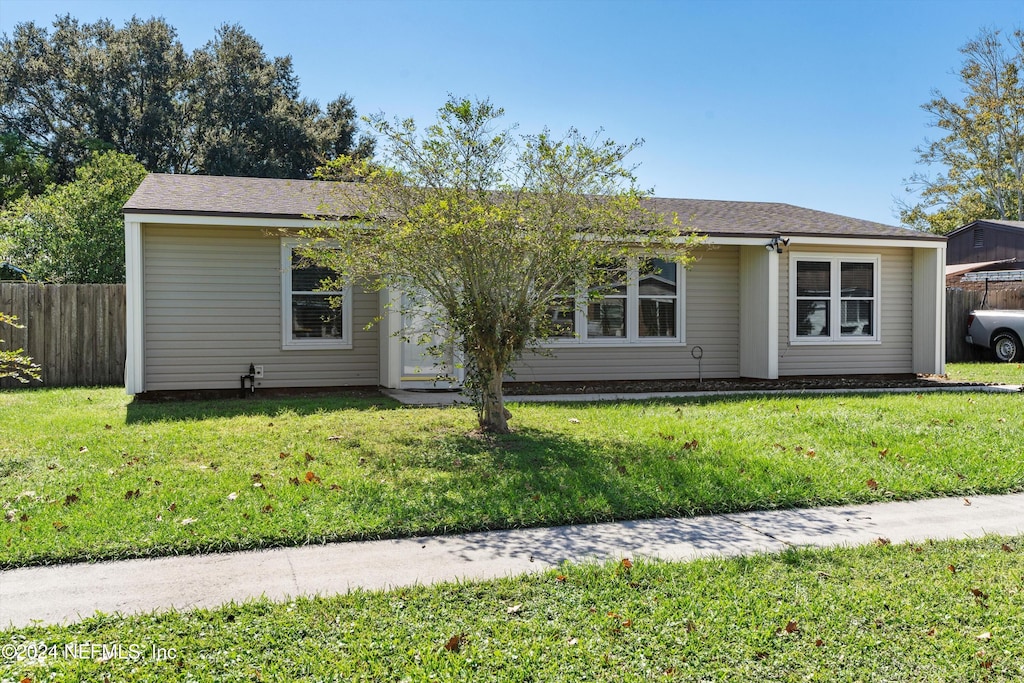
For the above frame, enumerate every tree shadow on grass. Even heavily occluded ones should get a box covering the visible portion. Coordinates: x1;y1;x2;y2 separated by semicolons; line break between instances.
401;425;847;551
124;387;913;425
423;427;885;567
125;393;404;424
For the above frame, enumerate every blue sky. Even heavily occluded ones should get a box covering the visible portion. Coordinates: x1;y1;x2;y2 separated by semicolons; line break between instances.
2;0;1022;226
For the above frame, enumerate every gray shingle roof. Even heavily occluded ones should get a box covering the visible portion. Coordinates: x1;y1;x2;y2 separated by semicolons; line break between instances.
122;174;342;218
124;173;943;241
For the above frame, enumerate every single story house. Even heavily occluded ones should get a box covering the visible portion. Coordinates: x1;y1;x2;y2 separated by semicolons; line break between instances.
122;174;946;396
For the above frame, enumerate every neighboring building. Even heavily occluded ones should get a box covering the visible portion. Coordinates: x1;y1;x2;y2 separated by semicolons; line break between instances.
122;174;947;396
945;219;1024;284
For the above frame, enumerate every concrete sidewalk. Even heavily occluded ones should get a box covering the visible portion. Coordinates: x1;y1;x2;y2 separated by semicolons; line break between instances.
3;493;1022;629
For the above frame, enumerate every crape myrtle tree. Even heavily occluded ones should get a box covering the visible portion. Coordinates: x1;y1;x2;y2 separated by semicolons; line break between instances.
900;28;1024;234
302;97;702;433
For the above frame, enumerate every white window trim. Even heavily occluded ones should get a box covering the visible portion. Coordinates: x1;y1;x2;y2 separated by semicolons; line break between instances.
545;258;687;347
789;253;881;345
280;237;352;350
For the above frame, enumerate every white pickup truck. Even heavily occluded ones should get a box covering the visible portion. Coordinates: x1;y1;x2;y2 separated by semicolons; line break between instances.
966;310;1024;362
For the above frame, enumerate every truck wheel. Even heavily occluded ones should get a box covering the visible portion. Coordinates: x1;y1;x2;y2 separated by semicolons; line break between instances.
992;331;1022;362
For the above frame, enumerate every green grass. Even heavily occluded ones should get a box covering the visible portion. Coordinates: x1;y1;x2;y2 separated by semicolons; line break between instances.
2;386;1022;568
946;361;1024;385
2;535;1021;682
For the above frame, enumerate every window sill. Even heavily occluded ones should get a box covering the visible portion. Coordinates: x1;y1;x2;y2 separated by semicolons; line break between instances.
788;338;881;346
282;340;353;351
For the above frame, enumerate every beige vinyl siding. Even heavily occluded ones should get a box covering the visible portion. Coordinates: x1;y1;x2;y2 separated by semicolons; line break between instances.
142;225;378;391
778;246;912;375
511;246;740;381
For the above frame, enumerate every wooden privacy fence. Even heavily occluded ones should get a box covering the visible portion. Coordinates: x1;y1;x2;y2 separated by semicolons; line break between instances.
0;283;126;388
946;284;1024;363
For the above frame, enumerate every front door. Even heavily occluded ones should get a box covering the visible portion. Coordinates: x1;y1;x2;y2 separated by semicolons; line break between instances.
399;294;463;389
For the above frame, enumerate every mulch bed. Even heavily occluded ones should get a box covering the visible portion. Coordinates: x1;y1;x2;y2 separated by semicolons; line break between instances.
502;374;991;396
137;375;1004;402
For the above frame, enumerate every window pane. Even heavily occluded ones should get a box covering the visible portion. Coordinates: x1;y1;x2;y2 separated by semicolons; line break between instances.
639;298;676;337
292;252;338;293
292;294;343;339
587;299;626;338
796;300;830;336
639;259;677;295
547;299;575;338
590;260;627;296
841;262;873;297
796;261;830;297
841;300;873;336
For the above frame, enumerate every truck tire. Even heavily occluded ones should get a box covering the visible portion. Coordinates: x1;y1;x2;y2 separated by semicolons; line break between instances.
992;331;1022;363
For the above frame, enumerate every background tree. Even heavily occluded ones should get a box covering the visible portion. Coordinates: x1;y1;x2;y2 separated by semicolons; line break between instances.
0;151;146;283
304;98;700;433
1;16;373;181
0;16;187;182
0;132;52;207
900;28;1024;234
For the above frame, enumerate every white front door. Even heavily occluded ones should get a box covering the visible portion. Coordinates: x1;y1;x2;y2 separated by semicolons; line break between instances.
399;294;464;389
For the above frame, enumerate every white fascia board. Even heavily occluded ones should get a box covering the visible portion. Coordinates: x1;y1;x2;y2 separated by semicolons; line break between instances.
694;235;943;249
692;236;937;249
784;236;945;250
122;213;328;229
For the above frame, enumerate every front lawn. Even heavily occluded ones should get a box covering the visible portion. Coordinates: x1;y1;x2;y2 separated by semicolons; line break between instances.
2;535;1020;682
945;361;1024;385
1;387;1022;567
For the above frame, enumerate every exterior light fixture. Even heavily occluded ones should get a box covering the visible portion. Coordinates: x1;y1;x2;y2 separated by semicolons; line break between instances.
766;236;791;253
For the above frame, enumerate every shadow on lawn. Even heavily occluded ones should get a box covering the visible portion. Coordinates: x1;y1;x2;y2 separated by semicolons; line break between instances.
125;393;402;424
124;387;913;425
411;425;830;540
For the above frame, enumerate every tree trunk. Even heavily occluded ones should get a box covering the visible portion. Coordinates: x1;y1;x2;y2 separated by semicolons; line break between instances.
479;370;510;433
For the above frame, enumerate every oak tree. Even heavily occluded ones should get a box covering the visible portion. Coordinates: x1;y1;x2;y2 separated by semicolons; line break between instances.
1;17;373;181
901;28;1024;234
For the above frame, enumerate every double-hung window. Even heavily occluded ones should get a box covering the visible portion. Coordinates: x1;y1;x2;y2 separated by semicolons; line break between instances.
791;254;880;343
281;239;352;350
548;257;685;345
